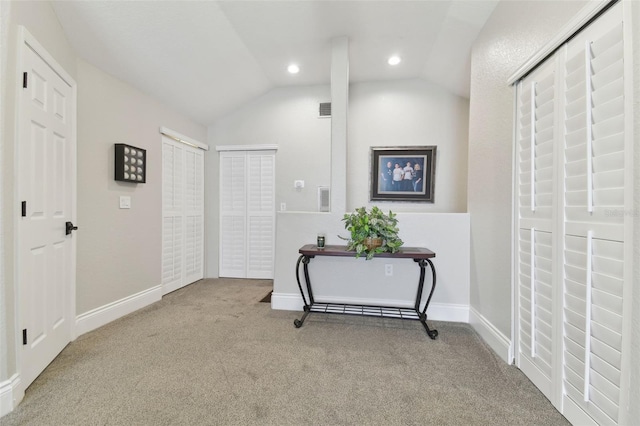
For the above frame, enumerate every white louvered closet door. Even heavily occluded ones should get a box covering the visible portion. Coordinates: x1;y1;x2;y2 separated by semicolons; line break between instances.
183;148;205;284
513;3;631;424
219;150;275;279
162;137;205;294
561;5;629;425
219;152;247;278
514;57;559;400
162;141;184;292
246;152;275;279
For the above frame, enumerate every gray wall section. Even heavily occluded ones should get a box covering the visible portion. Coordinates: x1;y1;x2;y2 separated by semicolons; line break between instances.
0;1;206;388
467;0;588;346
76;59;206;314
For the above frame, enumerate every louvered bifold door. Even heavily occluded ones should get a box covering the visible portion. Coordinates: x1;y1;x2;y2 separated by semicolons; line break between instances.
563;10;626;242
517;229;555;398
162;141;184;292
219;152;247;278
514;57;558;401
163;138;206;294
561;4;628;425
246;152;275;279
563;234;624;426
184;147;204;284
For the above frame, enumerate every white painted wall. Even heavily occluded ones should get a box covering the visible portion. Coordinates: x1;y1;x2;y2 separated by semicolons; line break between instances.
348;79;469;212
209;85;332;211
273;212;470;323
206;79;470;278
467;0;588;359
269;48;471;323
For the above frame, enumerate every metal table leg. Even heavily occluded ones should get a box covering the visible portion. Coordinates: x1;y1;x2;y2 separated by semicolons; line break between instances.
414;258;438;339
294;255;313;328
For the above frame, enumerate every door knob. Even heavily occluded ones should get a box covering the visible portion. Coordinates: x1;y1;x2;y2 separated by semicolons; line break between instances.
65;221;78;235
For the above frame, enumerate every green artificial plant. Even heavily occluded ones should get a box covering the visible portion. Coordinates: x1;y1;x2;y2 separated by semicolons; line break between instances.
340;206;403;259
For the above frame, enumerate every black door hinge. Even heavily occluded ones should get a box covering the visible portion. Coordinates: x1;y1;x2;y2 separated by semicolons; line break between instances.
23;72;28;88
21;201;26;217
23;329;27;345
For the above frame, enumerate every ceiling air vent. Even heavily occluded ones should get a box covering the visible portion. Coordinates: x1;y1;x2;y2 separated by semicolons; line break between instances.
319;102;331;118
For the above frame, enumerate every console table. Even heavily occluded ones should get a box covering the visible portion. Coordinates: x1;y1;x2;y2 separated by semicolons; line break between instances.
294;244;438;339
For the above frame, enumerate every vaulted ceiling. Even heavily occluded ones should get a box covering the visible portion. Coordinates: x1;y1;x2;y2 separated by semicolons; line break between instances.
52;1;498;126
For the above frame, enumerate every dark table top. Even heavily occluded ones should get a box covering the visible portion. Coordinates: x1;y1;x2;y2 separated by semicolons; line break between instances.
299;244;435;259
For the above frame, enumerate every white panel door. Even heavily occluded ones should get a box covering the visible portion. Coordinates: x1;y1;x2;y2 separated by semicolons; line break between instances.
219;150;275;279
162;137;204;294
18;36;76;389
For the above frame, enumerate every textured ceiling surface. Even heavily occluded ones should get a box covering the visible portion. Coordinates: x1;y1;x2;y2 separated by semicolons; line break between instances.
52;1;498;125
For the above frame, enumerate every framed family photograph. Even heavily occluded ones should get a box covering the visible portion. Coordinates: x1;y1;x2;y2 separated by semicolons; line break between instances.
370;146;436;202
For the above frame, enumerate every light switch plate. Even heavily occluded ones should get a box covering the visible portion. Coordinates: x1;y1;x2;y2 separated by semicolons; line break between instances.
119;196;131;209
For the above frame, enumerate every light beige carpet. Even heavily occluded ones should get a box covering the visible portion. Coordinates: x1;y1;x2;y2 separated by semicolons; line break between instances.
1;278;568;425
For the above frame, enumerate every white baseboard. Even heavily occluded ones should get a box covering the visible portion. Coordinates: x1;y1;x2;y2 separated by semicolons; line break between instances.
427;302;469;323
271;292;469;323
469;307;513;363
0;374;20;418
75;285;162;337
271;292;304;311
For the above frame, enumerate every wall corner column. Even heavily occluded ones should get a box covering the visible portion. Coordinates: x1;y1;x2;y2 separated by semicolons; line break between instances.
330;36;348;213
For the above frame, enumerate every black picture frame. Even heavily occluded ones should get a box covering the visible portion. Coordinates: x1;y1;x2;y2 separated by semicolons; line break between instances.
370;146;436;202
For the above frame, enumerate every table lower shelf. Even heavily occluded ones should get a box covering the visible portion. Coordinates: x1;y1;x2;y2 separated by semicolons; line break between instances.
307;302;421;320
294;302;438;339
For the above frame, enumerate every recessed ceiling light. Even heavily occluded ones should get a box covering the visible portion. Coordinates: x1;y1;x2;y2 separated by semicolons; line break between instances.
287;64;300;74
388;56;401;66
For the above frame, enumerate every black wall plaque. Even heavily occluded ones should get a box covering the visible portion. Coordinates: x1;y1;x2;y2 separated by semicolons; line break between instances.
115;144;146;183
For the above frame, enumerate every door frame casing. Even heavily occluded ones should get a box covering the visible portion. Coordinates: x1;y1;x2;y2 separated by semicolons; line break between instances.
13;26;77;401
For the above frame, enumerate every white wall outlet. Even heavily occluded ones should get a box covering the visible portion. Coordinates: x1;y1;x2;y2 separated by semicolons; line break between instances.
119;196;131;209
385;264;393;276
280;202;286;211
